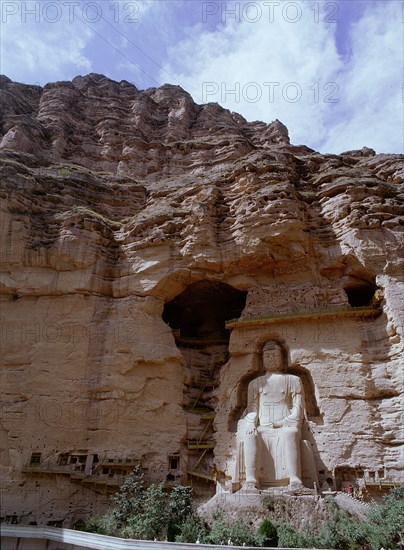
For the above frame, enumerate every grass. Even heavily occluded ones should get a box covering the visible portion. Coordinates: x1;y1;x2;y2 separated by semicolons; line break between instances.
57;168;72;177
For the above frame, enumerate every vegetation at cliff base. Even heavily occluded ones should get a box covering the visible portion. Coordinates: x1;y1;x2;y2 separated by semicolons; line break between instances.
85;467;198;541
275;487;404;550
84;471;404;549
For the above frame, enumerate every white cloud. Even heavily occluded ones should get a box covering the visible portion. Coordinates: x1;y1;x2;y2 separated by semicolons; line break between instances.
161;0;403;154
320;1;403;153
1;1;93;84
0;0;179;88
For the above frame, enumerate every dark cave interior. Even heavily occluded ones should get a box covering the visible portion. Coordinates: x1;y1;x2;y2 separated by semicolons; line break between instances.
344;279;377;307
163;280;247;339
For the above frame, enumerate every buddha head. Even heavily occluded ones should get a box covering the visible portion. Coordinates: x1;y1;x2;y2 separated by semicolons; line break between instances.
262;341;286;373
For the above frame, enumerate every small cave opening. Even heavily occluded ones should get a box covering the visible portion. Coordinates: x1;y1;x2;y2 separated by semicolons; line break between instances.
163;280;247;340
344;279;377;307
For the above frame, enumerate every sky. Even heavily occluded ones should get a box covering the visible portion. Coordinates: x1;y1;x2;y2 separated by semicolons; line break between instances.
1;0;403;154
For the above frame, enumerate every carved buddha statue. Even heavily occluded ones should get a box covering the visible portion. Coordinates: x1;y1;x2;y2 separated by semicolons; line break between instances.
236;341;306;489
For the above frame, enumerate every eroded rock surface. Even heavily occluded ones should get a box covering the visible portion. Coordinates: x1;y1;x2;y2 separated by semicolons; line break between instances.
0;74;403;527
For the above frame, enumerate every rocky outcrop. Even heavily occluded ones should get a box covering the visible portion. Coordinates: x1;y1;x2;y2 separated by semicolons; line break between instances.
0;74;403;527
0;73;290;177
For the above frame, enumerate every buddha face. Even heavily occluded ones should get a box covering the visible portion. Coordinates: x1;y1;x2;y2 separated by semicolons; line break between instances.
262;343;284;372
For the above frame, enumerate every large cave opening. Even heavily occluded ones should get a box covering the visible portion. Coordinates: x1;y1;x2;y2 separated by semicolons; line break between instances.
163;280;247;341
163;280;247;497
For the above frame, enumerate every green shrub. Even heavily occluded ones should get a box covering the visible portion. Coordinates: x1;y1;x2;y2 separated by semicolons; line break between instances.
174;515;210;543
366;486;404;549
276;489;404;550
258;518;279;547
230;520;262;547
58;168;71;176
207;510;231;544
277;523;305;548
313;498;369;549
84;512;119;536
208;511;260;546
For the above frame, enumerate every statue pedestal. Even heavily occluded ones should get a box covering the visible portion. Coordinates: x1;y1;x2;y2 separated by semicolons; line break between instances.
228;478;314;494
260;479;289;489
264;485;316;497
198;486;319;524
198;489;266;515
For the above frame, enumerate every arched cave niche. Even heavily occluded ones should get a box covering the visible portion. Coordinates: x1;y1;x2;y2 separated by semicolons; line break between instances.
228;343;321;432
344;277;377;307
163;280;247;341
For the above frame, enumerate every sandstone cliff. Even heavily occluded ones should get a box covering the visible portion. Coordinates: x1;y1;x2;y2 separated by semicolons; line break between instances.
0;74;403;527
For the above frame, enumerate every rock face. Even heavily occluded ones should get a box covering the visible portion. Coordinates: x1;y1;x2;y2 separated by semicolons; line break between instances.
0;74;403;527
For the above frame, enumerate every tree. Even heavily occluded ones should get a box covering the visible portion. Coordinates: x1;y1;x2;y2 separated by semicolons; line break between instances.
168;485;193;524
124;483;168;540
111;466;146;524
